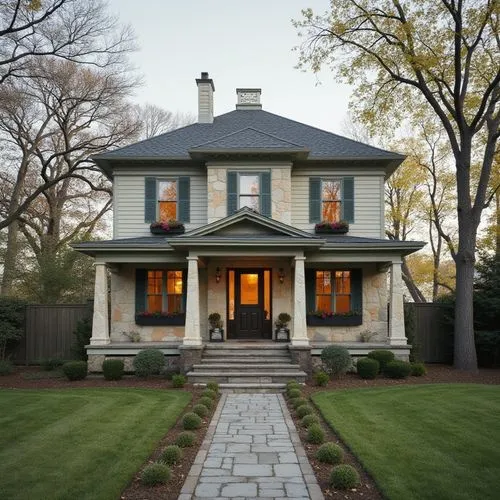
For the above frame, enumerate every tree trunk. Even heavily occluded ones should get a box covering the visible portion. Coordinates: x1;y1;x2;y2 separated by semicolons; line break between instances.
402;258;427;303
496;191;500;258
1;220;19;296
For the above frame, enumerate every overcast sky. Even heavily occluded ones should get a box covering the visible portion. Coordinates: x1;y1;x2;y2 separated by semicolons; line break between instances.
108;0;352;134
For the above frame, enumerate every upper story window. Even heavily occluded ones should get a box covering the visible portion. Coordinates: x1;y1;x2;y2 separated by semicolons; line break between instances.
227;171;271;217
309;176;354;224
145;176;190;223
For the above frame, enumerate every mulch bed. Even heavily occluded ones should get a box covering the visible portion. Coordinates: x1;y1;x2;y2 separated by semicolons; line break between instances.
2;364;500;499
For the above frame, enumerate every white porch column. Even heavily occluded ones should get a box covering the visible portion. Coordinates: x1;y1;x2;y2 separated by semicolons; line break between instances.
291;256;309;346
183;256;202;346
389;260;407;345
90;262;110;345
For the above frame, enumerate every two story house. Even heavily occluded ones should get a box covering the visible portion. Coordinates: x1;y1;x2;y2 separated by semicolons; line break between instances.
74;73;424;382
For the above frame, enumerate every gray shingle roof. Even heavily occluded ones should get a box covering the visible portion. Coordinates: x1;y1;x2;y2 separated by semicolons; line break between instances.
93;109;403;161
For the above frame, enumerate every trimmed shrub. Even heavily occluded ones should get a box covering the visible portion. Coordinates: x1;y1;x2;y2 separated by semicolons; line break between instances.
102;359;124;380
320;345;352;376
140;462;171;486
287;380;300;388
330;464;360;489
356;357;379;380
0;297;28;360
182;412;202;430
0;360;13;376
316;442;344;465
198;397;213;410
41;358;65;371
411;362;427;376
367;350;395;372
292;397;308;410
206;381;219;393
202;388;217;400
163;368;181;380
133;349;165;377
313;371;330;386
384;360;412;379
287;388;302;399
160;445;182;465
62;361;87;381
175;431;196;448
301;414;320;428
71;315;92;361
307;423;325;444
193;404;209;418
296;405;314;418
172;374;186;388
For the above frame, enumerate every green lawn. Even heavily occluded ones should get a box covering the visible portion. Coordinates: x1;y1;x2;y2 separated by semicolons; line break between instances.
313;384;500;500
0;388;191;500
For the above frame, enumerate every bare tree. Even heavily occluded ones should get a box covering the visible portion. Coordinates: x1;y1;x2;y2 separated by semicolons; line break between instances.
135;103;195;139
0;0;135;85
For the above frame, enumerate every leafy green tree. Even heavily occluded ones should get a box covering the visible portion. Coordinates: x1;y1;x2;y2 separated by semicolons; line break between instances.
295;1;500;371
0;297;27;359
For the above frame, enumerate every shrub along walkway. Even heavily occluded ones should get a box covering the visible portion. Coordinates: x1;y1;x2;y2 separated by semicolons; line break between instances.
180;393;323;499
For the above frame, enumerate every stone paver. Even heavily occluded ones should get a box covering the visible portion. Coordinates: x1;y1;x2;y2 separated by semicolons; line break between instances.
180;393;324;499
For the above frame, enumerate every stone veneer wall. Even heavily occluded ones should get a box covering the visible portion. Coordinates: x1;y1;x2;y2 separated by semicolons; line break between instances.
307;263;388;343
110;265;208;342
207;165;292;224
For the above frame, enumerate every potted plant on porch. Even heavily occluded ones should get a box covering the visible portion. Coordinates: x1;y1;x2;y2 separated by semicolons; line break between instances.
274;312;291;342
208;312;224;342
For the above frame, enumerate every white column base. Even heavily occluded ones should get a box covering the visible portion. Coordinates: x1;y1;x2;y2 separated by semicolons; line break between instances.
89;338;111;346
291;338;310;347
182;337;203;347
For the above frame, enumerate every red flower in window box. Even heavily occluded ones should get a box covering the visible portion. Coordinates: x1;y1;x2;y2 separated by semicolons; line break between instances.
149;220;185;235
314;220;349;234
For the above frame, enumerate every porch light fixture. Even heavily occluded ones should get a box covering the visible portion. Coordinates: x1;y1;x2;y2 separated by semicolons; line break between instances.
278;268;285;284
215;267;221;283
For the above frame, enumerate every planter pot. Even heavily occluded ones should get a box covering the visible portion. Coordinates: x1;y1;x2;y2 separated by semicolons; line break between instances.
314;227;348;234
209;328;224;342
275;328;290;342
135;314;185;326
150;226;185;235
306;314;362;326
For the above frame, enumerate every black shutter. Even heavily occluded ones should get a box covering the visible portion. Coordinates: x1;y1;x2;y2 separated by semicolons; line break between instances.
227;171;237;215
305;268;316;313
135;269;147;314
342;177;354;223
178;176;190;222
351;268;363;315
144;177;157;223
309;178;321;223
260;171;271;217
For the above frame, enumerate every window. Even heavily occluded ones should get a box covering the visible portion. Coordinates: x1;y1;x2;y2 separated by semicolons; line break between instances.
158;180;177;221
146;270;184;313
321;180;341;222
239;174;260;211
315;270;351;313
227;171;271;216
309;177;354;223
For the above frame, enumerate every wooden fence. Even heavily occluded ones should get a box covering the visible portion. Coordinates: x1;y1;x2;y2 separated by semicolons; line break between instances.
14;303;92;364
406;302;454;364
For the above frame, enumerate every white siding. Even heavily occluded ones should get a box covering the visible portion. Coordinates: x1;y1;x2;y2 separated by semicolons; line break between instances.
113;167;207;238
291;167;385;238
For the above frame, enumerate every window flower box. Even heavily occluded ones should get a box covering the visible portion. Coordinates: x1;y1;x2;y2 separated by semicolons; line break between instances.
314;220;349;234
307;312;362;326
135;312;185;326
150;221;185;235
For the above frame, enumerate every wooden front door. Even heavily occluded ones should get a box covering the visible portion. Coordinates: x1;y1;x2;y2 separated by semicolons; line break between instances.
227;268;272;340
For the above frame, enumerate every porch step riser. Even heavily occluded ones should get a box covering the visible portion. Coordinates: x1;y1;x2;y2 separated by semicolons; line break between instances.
192;364;301;372
187;374;307;384
203;350;290;357
201;358;292;364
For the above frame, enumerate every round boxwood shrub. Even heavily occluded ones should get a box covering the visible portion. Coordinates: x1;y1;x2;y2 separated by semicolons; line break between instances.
287;388;302;399
193;403;209;418
198;396;213;410
160;445;182;465
307;423;325;444
102;359;124;380
367;349;395;373
172;374;186;388
175;431;196;448
41;358;65;371
182;412;202;430
330;464;360;489
286;380;301;391
293;397;308;410
313;371;330;386
296;404;314;418
316;442;344;464
301;414;320;428
206;381;219;393
356;357;379;380
411;362;427;376
320;345;352;376
140;462;171;486
133;349;165;377
202;388;217;400
384;360;412;379
62;361;87;381
0;360;13;376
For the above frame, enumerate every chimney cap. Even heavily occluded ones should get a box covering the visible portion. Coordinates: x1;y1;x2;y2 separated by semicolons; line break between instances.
236;88;262;110
196;71;215;91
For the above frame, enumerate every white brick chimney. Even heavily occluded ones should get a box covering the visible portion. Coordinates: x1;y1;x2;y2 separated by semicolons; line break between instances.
236;88;262;110
196;72;215;123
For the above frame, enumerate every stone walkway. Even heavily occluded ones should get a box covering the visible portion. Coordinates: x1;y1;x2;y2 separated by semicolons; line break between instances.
179;393;323;500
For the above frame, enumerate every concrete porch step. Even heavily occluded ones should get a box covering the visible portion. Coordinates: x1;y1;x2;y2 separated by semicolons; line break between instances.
186;371;307;384
193;382;291;393
199;357;292;364
192;363;302;371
